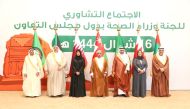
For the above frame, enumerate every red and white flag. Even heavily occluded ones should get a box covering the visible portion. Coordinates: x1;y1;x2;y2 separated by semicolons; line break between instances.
133;31;145;59
92;31;107;60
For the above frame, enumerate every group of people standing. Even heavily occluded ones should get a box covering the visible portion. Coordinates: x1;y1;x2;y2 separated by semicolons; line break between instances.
22;46;170;98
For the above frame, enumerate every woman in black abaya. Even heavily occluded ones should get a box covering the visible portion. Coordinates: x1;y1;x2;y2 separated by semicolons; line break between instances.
69;49;86;97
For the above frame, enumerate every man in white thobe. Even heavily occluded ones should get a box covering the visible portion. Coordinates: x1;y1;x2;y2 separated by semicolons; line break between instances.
44;46;69;97
22;48;44;97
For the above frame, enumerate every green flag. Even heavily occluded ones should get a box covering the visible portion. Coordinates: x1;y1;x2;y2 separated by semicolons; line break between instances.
115;31;125;54
52;33;61;49
32;31;45;65
153;33;161;55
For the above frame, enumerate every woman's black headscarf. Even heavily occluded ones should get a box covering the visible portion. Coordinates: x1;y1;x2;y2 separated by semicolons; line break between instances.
75;49;83;60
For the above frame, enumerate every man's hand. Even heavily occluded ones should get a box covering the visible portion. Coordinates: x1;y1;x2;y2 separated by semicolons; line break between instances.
90;73;93;78
58;67;62;71
160;68;164;72
36;72;40;77
24;74;27;78
104;73;107;77
112;72;115;77
65;74;69;78
150;72;152;76
124;70;128;74
45;71;48;75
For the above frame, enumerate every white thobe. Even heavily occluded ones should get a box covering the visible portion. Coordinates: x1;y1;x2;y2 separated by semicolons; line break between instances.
44;51;68;96
22;55;44;97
